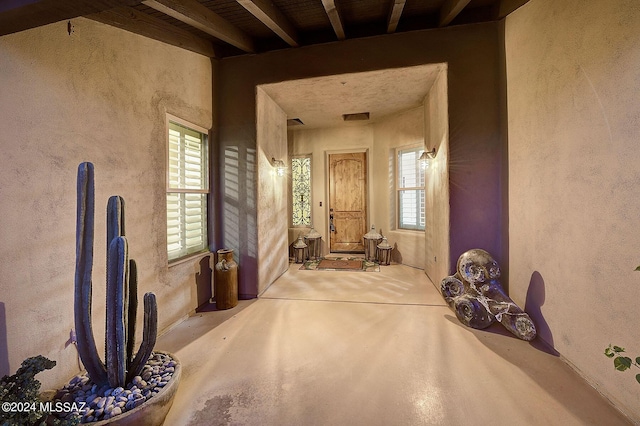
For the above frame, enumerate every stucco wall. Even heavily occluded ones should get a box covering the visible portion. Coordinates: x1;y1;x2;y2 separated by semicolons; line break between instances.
506;0;640;419
0;18;212;389
256;88;289;295
288;106;432;270
371;107;427;269
424;69;451;284
217;22;506;297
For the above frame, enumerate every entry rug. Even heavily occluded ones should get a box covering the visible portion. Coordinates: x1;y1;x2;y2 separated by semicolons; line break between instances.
299;257;380;272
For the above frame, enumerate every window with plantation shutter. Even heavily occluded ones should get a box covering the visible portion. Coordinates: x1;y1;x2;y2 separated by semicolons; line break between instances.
397;147;425;231
166;116;209;262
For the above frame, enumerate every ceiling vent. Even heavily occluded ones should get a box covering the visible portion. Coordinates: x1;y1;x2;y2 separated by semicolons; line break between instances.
342;112;370;121
287;118;304;126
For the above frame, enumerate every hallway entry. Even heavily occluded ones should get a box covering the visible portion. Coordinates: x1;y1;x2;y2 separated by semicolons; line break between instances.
328;152;367;253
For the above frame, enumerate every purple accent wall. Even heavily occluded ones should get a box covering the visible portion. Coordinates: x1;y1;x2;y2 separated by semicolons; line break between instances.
214;23;506;298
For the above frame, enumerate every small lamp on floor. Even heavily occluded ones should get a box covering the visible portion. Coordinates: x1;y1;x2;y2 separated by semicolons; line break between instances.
363;225;383;262
377;237;392;266
305;227;322;260
293;235;308;264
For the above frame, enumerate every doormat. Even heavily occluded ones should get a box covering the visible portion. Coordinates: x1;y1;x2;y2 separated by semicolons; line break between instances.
299;257;380;272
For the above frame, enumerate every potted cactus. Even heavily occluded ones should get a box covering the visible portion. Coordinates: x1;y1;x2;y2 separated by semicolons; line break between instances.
52;162;180;425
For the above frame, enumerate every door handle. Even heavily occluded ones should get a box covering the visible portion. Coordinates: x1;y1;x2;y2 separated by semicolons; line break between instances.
329;209;335;232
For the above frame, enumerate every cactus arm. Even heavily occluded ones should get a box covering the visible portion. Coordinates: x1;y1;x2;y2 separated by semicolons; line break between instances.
126;259;138;367
107;196;131;387
127;292;157;383
74;162;108;386
107;196;125;243
106;236;128;388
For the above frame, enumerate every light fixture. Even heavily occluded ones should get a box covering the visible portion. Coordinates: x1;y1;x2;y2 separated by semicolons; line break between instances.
271;157;286;176
363;225;383;262
305;227;322;260
293;234;308;264
419;148;437;169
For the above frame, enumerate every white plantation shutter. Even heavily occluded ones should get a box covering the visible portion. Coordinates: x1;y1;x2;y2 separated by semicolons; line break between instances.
397;147;425;231
167;119;208;261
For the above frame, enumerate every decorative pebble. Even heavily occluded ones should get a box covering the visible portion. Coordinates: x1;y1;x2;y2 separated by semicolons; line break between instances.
50;352;176;423
96;398;106;409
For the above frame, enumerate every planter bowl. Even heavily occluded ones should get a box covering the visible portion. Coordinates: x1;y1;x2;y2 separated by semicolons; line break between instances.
91;351;181;426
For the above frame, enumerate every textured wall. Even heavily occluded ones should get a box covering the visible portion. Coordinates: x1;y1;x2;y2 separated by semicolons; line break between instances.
506;0;640;419
0;18;212;389
256;88;289;295
218;22;506;296
288;107;427;268
371;107;427;269
424;69;451;284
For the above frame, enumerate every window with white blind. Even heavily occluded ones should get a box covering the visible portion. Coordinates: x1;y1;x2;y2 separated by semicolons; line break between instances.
397;147;425;231
166;116;209;262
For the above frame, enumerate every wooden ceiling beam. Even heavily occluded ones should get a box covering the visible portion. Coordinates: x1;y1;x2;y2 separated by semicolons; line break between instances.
236;0;298;47
88;6;216;57
143;0;255;53
386;0;406;33
494;0;530;19
0;0;142;36
438;0;471;27
321;0;345;40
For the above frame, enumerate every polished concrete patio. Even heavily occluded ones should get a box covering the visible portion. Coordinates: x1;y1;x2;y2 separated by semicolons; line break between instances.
158;263;631;425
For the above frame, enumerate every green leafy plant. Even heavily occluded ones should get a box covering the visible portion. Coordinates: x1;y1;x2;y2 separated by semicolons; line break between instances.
603;266;640;384
0;355;77;426
605;344;640;384
605;265;640;384
0;355;54;426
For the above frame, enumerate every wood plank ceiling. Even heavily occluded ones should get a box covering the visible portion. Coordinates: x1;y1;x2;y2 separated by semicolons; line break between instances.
0;0;529;58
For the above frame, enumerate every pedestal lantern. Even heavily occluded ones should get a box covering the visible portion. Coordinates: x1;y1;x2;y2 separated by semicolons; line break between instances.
293;235;308;264
363;225;383;262
305;227;322;260
377;237;392;265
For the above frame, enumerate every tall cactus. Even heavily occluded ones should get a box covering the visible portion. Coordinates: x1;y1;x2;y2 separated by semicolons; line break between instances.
74;162;157;388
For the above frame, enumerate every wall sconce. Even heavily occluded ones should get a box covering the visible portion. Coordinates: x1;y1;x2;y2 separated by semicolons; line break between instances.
419;148;436;169
271;157;286;176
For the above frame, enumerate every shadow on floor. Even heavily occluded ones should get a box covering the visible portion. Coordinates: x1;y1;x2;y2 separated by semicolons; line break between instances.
443;314;628;425
157;299;258;355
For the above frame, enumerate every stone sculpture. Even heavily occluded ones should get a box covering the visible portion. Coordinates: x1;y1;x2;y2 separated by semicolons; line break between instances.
441;249;536;341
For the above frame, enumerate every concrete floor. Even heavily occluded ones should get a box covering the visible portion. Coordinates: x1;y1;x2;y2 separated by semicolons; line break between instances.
158;263;631;426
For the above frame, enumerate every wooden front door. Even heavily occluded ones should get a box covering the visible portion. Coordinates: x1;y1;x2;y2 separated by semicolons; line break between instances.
329;152;367;253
